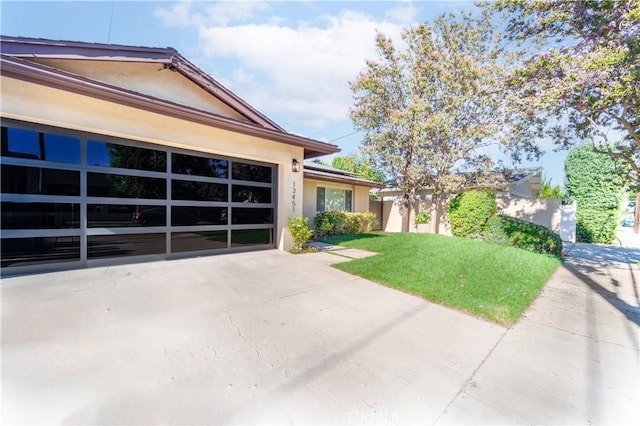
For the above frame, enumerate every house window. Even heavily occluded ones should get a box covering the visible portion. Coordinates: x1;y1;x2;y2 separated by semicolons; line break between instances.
316;187;353;212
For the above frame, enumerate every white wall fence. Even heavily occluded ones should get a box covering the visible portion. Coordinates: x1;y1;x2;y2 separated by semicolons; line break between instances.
370;196;576;242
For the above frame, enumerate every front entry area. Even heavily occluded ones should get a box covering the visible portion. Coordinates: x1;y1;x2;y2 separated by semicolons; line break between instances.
1;119;277;275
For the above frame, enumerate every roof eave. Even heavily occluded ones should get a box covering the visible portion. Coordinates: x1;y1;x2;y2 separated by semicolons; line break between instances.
0;36;285;131
304;169;386;188
0;55;339;159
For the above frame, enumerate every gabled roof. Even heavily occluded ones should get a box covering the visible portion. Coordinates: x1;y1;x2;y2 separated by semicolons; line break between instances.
303;162;386;188
0;36;340;159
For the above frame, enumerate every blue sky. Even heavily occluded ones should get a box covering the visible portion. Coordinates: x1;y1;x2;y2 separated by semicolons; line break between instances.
1;0;569;185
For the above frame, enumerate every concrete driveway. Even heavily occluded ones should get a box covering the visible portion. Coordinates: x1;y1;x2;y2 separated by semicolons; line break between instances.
2;243;639;424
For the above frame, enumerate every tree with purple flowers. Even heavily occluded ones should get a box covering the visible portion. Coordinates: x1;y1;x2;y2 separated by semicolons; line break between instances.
491;0;639;190
350;13;508;232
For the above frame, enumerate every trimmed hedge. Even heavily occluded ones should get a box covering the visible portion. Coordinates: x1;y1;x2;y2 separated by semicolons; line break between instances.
483;215;563;256
565;144;628;244
313;211;375;236
448;189;497;238
576;208;620;244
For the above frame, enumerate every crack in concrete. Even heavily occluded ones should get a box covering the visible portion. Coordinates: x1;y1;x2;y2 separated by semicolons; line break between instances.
432;327;510;425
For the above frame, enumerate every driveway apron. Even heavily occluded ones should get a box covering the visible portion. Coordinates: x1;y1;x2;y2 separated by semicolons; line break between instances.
2;243;639;424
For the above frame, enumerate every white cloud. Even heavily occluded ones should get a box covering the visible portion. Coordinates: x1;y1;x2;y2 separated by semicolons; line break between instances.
154;1;269;28
385;1;419;24
154;1;194;27
190;7;406;131
201;1;269;26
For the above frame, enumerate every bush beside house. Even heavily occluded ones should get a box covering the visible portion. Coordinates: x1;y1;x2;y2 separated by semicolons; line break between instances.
287;216;314;253
313;211;376;237
448;190;563;256
448;189;497;239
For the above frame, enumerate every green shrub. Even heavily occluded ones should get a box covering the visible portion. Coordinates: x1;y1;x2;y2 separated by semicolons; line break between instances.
314;211;346;236
483;215;563;256
313;211;375;236
565;144;628;243
414;211;431;225
575;208;619;244
448;190;497;238
287;216;314;253
344;212;376;234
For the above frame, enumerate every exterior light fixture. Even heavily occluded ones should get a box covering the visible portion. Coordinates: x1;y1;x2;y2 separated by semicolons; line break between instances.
292;158;301;173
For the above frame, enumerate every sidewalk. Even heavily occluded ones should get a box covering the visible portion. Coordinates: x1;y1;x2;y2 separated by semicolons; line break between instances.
304;238;640;424
437;241;640;425
305;241;378;265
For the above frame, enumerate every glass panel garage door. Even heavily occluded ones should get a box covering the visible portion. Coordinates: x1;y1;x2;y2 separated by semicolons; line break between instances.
1;120;276;273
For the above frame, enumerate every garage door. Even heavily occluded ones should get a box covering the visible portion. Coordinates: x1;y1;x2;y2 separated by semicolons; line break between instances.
1;120;277;274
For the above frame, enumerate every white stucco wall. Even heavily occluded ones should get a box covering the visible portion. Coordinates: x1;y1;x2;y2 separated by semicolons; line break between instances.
31;59;250;122
496;196;562;234
302;178;372;228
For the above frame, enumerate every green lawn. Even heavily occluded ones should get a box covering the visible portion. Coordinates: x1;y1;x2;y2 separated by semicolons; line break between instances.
319;232;561;325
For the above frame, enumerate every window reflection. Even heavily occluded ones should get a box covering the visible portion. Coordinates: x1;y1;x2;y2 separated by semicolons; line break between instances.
87;172;166;199
171;231;227;253
232;162;272;183
1;165;80;196
88;233;166;259
87;140;166;172
172;180;227;202
88;204;166;227
1;126;81;163
172;153;228;178
231;208;274;224
230;229;273;247
2;202;80;229
171;206;227;226
1;236;80;267
232;185;271;203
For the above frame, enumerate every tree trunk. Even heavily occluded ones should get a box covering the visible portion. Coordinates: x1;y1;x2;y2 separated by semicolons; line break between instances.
402;194;411;233
432;191;441;234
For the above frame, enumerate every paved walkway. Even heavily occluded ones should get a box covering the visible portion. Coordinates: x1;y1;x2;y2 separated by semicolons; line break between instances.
2;239;639;424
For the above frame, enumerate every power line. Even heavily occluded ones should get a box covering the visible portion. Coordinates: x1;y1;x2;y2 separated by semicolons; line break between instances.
107;0;115;44
329;130;360;143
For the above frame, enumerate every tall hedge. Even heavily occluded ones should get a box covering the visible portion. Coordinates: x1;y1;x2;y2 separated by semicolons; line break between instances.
565;144;628;244
448;189;497;238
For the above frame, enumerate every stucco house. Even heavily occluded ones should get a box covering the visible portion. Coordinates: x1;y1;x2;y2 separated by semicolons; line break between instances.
0;36;379;274
371;168;564;235
303;162;386;223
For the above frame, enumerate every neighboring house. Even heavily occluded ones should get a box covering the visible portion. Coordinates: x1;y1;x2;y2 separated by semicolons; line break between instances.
302;162;385;225
372;168;564;235
0;36;341;274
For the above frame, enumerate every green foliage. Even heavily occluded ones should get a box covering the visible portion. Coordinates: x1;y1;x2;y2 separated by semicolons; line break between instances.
490;0;639;188
287;216;313;253
575;208;620;244
483;216;563;256
313;211;375;237
318;232;561;325
539;177;564;199
350;12;508;232
314;211;346;236
448;190;497;238
565;144;628;243
414;212;431;225
331;153;385;183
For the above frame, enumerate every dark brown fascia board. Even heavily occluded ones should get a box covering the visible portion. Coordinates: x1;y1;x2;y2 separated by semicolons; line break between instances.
304;169;386;189
0;36;283;131
166;52;284;132
0;35;174;61
0;55;339;159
